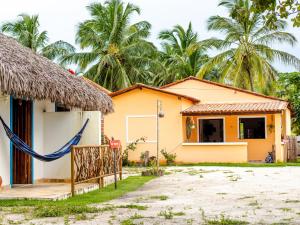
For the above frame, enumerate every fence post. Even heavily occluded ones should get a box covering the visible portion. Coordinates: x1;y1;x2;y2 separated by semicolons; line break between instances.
100;146;104;188
98;146;102;190
71;146;75;197
113;147;117;189
119;147;122;180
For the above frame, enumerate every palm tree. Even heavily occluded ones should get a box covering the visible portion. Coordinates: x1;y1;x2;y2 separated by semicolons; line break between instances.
197;0;300;93
154;23;210;86
63;0;158;91
1;14;75;62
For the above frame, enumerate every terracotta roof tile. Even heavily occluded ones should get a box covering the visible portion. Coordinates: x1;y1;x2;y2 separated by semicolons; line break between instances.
182;101;288;115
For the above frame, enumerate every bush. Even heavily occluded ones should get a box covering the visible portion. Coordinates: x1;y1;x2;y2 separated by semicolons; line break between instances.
141;168;164;176
122;137;146;166
161;149;176;165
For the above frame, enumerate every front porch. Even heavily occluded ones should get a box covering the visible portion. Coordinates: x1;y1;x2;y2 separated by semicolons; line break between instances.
0;174;124;200
180;102;290;162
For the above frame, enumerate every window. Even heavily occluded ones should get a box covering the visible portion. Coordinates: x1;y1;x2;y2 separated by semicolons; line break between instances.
239;117;266;139
55;103;70;112
199;118;224;142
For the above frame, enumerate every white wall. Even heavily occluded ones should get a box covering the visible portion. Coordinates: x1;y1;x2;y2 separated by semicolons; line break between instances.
0;95;11;186
0;96;101;185
42;111;101;180
81;111;101;145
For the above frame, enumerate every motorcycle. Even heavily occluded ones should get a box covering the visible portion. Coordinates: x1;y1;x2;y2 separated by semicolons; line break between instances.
265;152;274;163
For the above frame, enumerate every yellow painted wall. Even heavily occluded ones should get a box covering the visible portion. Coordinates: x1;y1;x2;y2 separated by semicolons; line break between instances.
104;88;194;161
178;143;248;163
163;79;278;103
183;114;276;161
105;88;247;163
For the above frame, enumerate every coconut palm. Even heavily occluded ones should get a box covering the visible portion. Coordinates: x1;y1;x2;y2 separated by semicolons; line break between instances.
154;23;210;86
1;14;75;62
63;0;158;91
197;0;300;93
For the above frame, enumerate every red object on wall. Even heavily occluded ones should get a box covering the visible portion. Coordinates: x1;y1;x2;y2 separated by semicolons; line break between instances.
68;69;76;75
109;140;121;149
0;176;2;187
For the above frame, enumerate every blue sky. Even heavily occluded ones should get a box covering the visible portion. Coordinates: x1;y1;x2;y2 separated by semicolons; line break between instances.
1;0;300;72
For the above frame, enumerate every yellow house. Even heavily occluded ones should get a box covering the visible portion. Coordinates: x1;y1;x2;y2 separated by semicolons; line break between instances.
105;77;291;163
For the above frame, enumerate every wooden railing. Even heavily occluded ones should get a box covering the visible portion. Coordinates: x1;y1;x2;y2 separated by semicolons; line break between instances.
71;145;122;196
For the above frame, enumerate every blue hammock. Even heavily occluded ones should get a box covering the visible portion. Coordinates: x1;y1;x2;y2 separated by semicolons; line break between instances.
0;116;89;162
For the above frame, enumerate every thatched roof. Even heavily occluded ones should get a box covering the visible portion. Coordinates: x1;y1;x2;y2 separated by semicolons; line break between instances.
0;34;113;114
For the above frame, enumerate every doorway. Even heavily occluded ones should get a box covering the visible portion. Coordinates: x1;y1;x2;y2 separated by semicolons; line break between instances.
12;98;33;184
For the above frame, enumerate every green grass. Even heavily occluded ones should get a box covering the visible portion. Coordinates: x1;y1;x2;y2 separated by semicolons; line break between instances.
206;217;248;225
150;195;169;201
0;176;155;218
173;162;300;167
117;204;148;210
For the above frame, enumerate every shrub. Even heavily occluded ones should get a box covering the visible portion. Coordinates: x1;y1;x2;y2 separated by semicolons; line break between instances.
161;149;176;165
122;137;146;166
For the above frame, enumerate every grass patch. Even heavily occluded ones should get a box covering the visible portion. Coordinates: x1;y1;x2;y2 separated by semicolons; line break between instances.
285;200;300;203
248;200;259;207
279;208;292;212
75;213;88;221
0;176;154;218
238;196;254;200
121;219;135;225
117;204;148;210
175;162;300;167
130;213;144;219
150;195;169;201
206;215;248;225
158;208;185;219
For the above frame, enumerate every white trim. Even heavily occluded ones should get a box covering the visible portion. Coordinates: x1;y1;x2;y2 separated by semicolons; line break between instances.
237;115;267;139
125;115;157;144
197;117;226;143
182;142;248;146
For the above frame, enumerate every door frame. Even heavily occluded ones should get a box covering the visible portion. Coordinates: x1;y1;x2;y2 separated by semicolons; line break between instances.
9;97;34;186
197;117;226;143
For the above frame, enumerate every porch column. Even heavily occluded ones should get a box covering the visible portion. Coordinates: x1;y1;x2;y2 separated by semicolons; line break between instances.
283;109;291;136
274;113;283;162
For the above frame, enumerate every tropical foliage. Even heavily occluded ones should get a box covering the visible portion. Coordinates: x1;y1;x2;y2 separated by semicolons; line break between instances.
197;0;300;94
1;14;75;62
153;23;210;86
62;0;158;91
277;72;300;134
251;0;300;28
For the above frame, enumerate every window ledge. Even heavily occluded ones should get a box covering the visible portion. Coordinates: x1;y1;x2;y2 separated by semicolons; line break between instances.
182;142;248;146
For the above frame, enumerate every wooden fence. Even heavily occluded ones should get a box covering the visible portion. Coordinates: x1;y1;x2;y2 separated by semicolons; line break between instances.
71;145;122;196
284;136;298;162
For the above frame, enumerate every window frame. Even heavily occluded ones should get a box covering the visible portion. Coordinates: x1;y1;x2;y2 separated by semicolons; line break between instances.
237;116;267;140
197;117;226;143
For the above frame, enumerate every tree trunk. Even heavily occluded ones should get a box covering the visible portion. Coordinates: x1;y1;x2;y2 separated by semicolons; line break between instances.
246;66;254;91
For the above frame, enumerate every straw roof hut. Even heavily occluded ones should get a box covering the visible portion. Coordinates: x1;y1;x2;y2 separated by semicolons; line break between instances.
0;34;113;114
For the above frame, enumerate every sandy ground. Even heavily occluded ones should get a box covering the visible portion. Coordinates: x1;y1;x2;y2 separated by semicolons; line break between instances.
2;166;300;224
